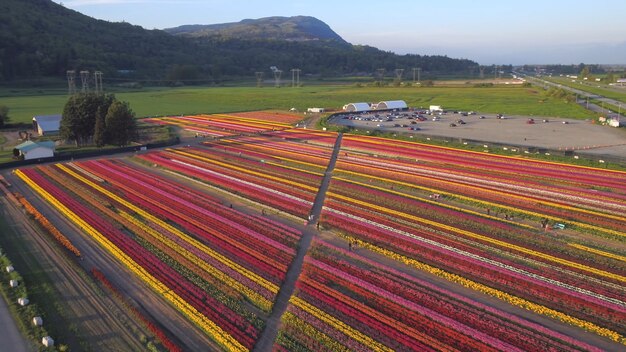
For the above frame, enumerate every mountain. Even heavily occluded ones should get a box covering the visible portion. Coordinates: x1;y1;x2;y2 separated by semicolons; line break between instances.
165;16;348;44
0;0;478;83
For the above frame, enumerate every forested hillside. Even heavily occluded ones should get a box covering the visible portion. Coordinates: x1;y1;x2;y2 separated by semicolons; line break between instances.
0;0;478;83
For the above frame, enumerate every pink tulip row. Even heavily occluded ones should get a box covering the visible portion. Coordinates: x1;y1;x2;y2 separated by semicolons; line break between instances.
284;239;605;352
326;180;624;294
22;167;259;348
321;207;626;333
341;135;626;194
78;160;294;285
138;151;314;217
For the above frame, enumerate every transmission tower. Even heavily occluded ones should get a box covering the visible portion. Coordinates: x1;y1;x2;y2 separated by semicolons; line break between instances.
377;68;385;85
273;70;282;88
67;70;76;95
394;69;404;83
80;70;90;92
94;71;103;94
255;72;264;87
479;66;485;79
291;68;301;87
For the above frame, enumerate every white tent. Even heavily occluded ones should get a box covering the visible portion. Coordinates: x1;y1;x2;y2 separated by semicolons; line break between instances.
376;100;408;110
343;102;371;112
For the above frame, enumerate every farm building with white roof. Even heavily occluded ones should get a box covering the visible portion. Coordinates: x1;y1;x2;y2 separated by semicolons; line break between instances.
13;141;55;160
32;115;62;136
376;100;407;110
343;102;372;112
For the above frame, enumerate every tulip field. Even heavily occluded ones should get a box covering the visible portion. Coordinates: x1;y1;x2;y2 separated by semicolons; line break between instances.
144;111;300;137
11;122;626;351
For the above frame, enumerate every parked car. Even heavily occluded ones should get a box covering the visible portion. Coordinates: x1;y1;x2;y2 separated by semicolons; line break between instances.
449;123;457;127
409;126;421;130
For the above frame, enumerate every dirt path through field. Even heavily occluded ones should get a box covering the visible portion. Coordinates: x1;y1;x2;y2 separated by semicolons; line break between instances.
253;133;343;352
0;289;33;352
4;170;218;351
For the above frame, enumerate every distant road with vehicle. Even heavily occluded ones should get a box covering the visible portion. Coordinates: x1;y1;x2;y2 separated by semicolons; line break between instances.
515;72;624;120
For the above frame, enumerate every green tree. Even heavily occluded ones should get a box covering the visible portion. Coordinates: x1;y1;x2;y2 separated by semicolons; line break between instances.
93;106;107;147
105;101;136;146
580;66;590;79
61;93;114;146
0;105;9;127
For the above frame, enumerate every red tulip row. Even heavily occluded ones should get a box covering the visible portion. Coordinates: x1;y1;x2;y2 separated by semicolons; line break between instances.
22;168;258;348
326;178;624;281
341;135;626;193
227;111;302;124
172;146;324;188
285;240;605;352
321;207;626;333
91;268;183;352
78;160;293;285
335;153;626;233
88;158;301;249
138;151;313;217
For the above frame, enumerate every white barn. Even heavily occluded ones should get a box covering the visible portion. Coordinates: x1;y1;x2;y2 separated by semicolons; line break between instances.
376;100;407;110
343;102;371;112
13;141;55;160
32;115;62;136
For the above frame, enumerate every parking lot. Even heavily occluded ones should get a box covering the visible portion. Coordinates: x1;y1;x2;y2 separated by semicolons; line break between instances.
331;110;626;159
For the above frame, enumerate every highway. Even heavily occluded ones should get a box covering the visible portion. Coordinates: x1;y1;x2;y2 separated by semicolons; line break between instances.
515;72;624;120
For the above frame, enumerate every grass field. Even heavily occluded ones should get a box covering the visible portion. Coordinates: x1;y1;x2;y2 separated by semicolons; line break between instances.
0;84;597;124
544;77;626;104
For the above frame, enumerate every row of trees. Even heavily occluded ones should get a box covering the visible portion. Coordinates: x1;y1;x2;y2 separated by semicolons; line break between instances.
61;93;136;147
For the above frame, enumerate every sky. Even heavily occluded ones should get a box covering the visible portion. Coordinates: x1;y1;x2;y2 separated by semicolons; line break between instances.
52;0;626;65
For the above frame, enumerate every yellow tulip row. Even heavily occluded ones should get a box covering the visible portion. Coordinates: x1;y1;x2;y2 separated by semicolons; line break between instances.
334;176;536;231
120;212;273;312
327;190;626;283
345;134;626;175
289;296;394;352
15;169;248;351
210;114;292;128
568;243;626;263
56;164;279;296
343;235;626;345
282;312;353;352
335;164;626;239
167;149;319;193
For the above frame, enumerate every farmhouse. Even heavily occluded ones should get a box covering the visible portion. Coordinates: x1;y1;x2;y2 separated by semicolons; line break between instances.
13;141;55;160
343;102;371;113
32;115;62;136
376;100;407;111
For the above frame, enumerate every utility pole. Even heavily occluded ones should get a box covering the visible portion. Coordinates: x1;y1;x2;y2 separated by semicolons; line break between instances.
291;68;301;87
412;68;417;83
377;68;385;85
94;71;103;94
67;70;76;95
80;70;90;93
394;69;404;84
418;67;421;83
273;70;282;88
255;72;264;88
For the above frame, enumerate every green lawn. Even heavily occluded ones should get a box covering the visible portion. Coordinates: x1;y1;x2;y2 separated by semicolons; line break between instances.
0;84;597;124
